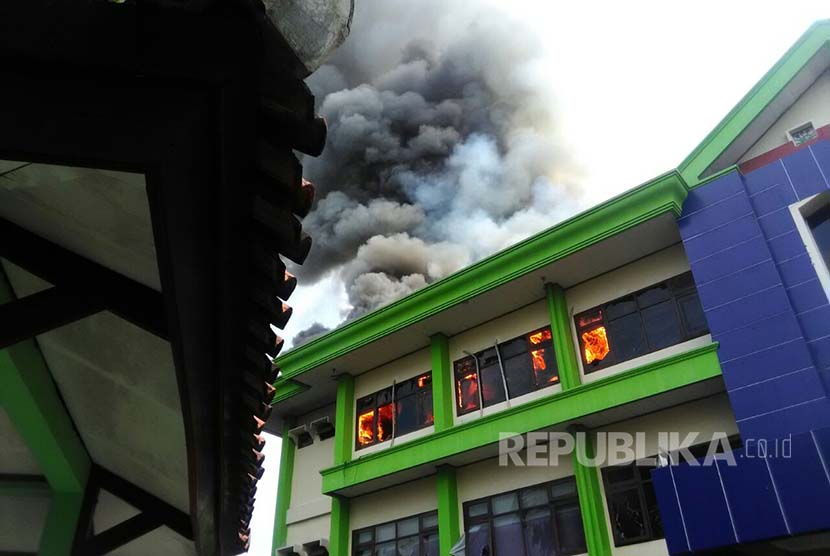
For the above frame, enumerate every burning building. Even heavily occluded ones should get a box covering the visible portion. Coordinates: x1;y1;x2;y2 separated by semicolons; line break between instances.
268;20;830;556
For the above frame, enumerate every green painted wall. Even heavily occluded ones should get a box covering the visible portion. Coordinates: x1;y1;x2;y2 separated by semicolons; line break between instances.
329;496;350;556
271;422;296;552
334;374;355;465
545;283;581;391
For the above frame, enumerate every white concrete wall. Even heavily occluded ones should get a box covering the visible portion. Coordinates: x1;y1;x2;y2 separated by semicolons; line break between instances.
286;406;335;547
448;299;562;424
349;476;439;554
741;68;830;162
352;347;435;458
565;244;713;383
595;394;738;556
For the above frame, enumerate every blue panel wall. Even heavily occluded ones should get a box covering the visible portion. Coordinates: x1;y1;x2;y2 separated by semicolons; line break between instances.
679;142;830;440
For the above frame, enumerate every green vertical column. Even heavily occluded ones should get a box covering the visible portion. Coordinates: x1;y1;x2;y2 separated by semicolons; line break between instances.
430;334;453;432
571;427;612;556
329;374;354;556
436;465;461;555
329;496;350;556
271;421;296;552
333;373;355;465
545;283;581;391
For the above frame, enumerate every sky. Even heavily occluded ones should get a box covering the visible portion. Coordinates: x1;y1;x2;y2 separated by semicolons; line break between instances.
247;2;830;554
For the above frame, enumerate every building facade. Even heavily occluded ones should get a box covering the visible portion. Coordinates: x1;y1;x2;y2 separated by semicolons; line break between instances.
269;21;830;556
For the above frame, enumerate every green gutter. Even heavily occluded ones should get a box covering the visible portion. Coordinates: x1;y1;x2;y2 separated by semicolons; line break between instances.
321;343;721;494
271;422;296;552
277;171;688;382
679;20;830;185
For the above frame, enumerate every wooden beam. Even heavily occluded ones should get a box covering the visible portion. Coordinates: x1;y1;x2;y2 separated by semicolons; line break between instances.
0;287;105;349
95;466;193;541
0;217;167;340
86;513;163;556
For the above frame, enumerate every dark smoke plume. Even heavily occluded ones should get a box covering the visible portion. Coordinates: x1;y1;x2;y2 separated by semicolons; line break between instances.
291;0;580;345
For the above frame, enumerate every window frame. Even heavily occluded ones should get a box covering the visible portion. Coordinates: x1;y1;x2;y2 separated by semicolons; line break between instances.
462;476;586;556
355;371;434;451
454;326;558;416
601;461;662;547
791;191;830;303
352;510;439;556
574;271;708;373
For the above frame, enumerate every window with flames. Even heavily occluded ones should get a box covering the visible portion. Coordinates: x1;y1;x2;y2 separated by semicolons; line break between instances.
575;272;708;373
455;326;558;416
355;372;434;450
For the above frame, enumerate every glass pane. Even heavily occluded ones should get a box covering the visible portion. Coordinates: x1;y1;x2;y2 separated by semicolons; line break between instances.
604;465;635;485
642;299;682;350
577;308;603;329
423;532;440;556
531;346;558;388
357;529;373;544
467;501;489;518
493;514;525;556
503;353;534;398
397;517;419;536
606;295;637;319
376;523;396;543
466;523;491;556
492;492;519;514
528;327;552;346
524;508;554;556
396;377;416;397
419;390;434;427
678;292;708;336
480;362;506;407
637;283;671;308
357;394;375;411
556;503;587;553
581;325;610;366
356;550;372;556
608;489;647;543
395;395;418;436
357;409;375;448
520;486;548;508
500;335;528;358
479;347;499;368
455;358;480;414
808;204;830;268
375;541;397;556
606;312;646;362
377;387;394;406
377;403;394;442
644;482;664;539
670;272;696;293
397;536;419;556
422;512;438;529
551;479;577;499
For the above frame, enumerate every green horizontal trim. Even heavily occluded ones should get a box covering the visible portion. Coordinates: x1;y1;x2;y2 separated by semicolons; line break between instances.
278;171;688;380
321;343;721;494
271;378;309;406
679;20;830;186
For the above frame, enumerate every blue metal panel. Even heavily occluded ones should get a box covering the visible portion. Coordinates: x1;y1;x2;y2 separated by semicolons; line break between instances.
714;311;803;363
651;469;691;554
670;464;736;552
728;368;825;420
777;253;820;288
787;279;828;314
799;304;830;341
688;238;769;284
757;207;797;238
781;147;829;200
678;192;754;238
696;259;781;309
767;432;830;533
808;336;830;371
704;284;792;333
683;171;745;214
719;329;815;389
810;141;830;178
716;454;788;543
740;398;830;440
768;230;810;263
743;161;791;197
683;213;764;262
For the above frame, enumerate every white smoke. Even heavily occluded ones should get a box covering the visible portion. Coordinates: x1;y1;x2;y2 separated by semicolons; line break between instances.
291;0;582;344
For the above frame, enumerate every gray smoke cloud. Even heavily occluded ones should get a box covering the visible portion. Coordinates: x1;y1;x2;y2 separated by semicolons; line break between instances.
291;0;581;344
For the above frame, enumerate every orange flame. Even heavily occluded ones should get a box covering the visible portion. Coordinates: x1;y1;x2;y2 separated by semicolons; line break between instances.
582;326;610;364
529;329;552;345
457;372;479;411
357;409;374;446
417;375;429;388
377;404;394;442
